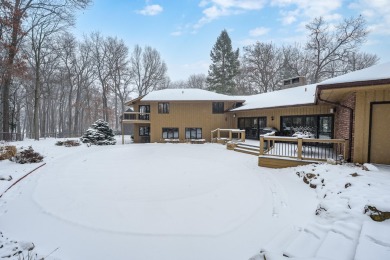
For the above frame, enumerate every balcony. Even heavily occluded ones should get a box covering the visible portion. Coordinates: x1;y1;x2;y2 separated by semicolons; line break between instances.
121;112;151;124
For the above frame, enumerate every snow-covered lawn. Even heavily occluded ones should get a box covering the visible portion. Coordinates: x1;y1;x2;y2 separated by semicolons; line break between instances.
0;138;389;260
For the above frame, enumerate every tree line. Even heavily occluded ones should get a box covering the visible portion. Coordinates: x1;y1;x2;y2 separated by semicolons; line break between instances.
203;15;379;95
0;0;169;140
0;2;379;141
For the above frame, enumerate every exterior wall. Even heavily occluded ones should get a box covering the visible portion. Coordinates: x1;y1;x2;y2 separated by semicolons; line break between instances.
353;85;390;163
133;101;237;143
231;104;333;131
334;93;356;161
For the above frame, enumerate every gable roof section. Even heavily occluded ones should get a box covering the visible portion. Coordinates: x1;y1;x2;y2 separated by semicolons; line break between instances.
231;83;317;111
317;62;390;89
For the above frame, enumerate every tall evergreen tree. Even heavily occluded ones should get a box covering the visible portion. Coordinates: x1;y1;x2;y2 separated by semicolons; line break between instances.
207;30;240;94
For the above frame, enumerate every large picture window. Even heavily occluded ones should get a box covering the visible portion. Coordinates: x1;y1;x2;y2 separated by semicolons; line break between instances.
162;128;179;139
185;128;202;139
280;115;333;139
158;103;169;114
212;102;224;114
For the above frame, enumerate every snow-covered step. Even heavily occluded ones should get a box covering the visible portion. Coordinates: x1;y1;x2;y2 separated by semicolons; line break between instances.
283;222;330;258
234;147;260;156
234;143;259;155
315;221;361;260
354;221;390;260
260;225;301;256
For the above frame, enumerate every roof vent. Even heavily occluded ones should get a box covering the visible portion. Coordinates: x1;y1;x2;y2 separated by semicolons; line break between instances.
282;76;306;89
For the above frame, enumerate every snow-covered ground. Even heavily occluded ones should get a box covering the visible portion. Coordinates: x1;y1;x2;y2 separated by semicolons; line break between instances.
0;137;389;260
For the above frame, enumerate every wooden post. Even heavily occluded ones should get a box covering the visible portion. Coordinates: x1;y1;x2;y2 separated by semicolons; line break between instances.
242;131;245;142
344;139;348;161
217;128;220;139
121;121;124;145
297;138;303;160
259;136;264;155
229;130;232;140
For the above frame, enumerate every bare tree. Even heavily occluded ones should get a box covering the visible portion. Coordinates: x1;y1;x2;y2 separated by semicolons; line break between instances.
0;0;90;140
89;32;112;122
243;42;284;93
105;36;131;130
187;73;206;89
282;44;312;81
345;52;379;72
130;45;168;97
305;15;368;83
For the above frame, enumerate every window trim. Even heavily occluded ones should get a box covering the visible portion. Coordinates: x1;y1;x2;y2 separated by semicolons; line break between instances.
212;102;224;114
158;102;170;114
139;126;150;137
162;127;179;139
185;128;202;139
280;114;334;139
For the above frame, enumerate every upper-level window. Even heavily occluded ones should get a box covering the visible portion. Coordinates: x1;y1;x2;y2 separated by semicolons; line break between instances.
212;102;224;114
158;102;170;114
139;105;150;120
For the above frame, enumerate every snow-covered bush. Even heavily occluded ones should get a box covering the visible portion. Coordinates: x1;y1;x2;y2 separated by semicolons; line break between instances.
80;119;116;145
56;140;81;147
10;146;44;164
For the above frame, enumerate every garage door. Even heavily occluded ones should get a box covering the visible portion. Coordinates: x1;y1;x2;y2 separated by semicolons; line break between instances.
370;102;390;164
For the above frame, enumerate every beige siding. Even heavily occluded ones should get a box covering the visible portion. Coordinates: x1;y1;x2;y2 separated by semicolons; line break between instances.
353;85;390;163
133;101;236;143
232;104;333;130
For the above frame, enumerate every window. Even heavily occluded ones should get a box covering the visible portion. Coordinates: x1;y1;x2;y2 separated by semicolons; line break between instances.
139;105;150;120
238;117;267;139
158;103;169;114
185;128;202;139
212;102;224;114
139;126;150;136
162;128;179;139
280;115;333;139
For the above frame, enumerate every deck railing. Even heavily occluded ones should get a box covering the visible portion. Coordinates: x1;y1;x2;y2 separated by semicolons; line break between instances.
260;136;348;162
211;128;245;143
122;112;150;121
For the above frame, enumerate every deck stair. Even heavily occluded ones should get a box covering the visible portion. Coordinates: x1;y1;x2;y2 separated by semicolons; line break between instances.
253;221;366;260
233;143;260;156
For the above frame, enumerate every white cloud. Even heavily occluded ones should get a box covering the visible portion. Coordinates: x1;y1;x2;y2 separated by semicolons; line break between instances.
136;4;163;16
271;0;342;25
194;0;266;29
171;31;182;36
249;27;270;37
349;0;390;35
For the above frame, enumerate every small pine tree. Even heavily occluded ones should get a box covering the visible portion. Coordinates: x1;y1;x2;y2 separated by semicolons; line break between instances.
80;119;116;145
207;29;240;94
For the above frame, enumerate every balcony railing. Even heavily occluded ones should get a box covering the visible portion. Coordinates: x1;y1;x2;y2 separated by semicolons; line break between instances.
260;136;348;162
211;128;245;143
122;112;151;122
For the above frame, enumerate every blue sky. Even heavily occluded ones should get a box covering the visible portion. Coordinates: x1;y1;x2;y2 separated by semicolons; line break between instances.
72;0;390;81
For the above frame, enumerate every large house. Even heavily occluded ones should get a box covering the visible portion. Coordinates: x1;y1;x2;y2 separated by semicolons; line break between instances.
123;62;390;165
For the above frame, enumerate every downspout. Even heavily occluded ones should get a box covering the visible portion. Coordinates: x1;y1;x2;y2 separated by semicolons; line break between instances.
316;89;354;162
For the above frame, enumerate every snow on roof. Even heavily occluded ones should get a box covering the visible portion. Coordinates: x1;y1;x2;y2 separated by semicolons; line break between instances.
231;83;317;111
318;62;390;86
141;88;244;101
